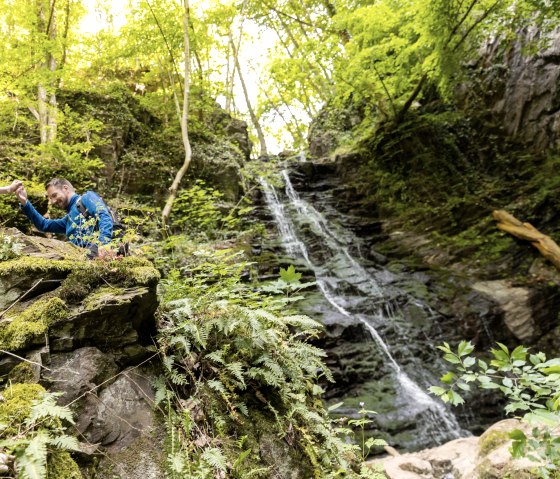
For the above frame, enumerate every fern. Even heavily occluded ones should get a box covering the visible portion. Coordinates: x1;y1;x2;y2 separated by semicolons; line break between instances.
157;251;382;478
47;434;80;451
153;376;170;406
201;447;227;471
16;433;48;479
225;362;246;388
27;394;75;425
205;350;226;365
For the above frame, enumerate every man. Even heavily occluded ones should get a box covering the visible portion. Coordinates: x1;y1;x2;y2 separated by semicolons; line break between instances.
16;178;115;260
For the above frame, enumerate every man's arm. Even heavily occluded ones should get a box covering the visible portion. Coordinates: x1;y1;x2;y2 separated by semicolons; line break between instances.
17;186;68;234
80;191;113;244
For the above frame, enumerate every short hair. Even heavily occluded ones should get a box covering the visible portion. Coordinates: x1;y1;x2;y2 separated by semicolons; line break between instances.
45;178;74;191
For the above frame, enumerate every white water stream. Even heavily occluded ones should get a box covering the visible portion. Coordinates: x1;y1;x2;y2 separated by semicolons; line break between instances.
260;172;467;446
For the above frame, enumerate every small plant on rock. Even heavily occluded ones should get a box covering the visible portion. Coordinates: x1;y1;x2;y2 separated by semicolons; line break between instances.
0;234;24;261
430;341;560;479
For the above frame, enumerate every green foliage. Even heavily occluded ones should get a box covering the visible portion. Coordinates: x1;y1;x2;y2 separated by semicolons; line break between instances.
347;403;387;461
431;341;560;478
0;384;80;479
154;240;384;478
0;233;24;261
170;180;254;240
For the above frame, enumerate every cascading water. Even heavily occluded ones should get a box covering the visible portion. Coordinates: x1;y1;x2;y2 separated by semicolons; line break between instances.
260;171;469;449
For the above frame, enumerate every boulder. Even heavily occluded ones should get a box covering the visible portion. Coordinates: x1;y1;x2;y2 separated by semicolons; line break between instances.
375;419;543;479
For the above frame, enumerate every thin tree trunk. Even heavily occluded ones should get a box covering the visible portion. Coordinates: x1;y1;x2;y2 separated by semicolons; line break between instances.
231;40;268;157
262;87;304;145
161;0;193;229
37;0;58;144
59;0;71;72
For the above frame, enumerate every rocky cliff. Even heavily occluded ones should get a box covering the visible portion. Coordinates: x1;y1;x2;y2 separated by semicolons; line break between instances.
459;26;560;153
0;228;164;478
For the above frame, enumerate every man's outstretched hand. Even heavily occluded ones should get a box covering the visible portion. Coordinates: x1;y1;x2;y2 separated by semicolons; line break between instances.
15;185;27;205
7;180;22;193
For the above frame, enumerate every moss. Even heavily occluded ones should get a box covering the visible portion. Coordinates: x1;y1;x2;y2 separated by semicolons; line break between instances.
126;266;160;286
0;383;44;435
0;297;68;351
47;451;83;479
58;268;104;303
82;286;127;310
0;384;82;478
0;256;77;277
478;429;511;456
7;361;36;384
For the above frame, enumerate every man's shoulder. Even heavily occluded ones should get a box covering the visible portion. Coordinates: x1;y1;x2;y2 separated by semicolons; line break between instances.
81;190;107;205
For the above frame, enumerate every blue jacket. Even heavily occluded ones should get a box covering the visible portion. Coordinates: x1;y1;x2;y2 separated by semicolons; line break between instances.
21;191;113;248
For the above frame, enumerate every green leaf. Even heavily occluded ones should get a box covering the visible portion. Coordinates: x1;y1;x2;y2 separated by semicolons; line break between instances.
428;386;447;397
328;402;344;412
524;410;560;427
447;390;465;406
458;341;474;357
233;448;252;470
279;265;302;284
441;372;456;384
463;356;476;368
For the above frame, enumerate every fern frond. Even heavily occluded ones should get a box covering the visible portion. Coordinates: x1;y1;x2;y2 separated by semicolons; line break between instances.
153;376;169;406
201;447;227;471
225;362;246;388
169;334;191;354
205;350;225;365
207;380;226;394
47;434;80;451
28;394;74;425
16;432;48;479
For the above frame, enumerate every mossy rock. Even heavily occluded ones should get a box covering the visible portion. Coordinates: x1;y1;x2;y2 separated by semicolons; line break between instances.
0;296;68;351
48;451;83;479
0;383;45;435
0;383;83;478
7;361;36;384
478;428;511;456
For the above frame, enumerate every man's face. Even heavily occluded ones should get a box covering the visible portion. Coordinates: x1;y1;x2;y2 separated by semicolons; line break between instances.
46;185;72;209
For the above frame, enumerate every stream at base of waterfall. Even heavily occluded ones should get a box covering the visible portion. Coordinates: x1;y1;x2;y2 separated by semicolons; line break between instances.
260;171;471;452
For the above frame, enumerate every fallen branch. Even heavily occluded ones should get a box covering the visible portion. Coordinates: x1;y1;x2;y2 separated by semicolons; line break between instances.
492;210;560;270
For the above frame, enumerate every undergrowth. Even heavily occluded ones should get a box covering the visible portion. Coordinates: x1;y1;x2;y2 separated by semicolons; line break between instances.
153;238;385;478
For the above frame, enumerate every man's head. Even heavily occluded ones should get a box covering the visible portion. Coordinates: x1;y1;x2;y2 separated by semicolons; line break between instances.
45;178;75;209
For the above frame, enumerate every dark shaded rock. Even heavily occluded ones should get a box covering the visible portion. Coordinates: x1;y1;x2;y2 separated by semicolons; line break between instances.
50;286;158;362
460;26;560;152
41;347;119;405
84;368;158;448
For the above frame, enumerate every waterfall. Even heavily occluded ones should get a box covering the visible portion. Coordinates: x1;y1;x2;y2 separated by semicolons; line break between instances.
260;171;467;447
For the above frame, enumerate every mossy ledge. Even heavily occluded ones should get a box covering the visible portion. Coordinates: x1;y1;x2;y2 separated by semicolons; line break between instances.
0;244;160;353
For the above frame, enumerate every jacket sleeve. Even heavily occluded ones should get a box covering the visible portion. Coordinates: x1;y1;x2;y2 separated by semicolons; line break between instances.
20;201;68;234
80;191;113;244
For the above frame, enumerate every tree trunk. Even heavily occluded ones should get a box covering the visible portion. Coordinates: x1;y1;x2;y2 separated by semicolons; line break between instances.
231;40;268;157
37;0;58;144
161;0;193;230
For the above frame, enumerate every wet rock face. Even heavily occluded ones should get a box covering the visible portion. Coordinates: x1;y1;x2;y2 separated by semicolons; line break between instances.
460;26;560;152
257;159;560;452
